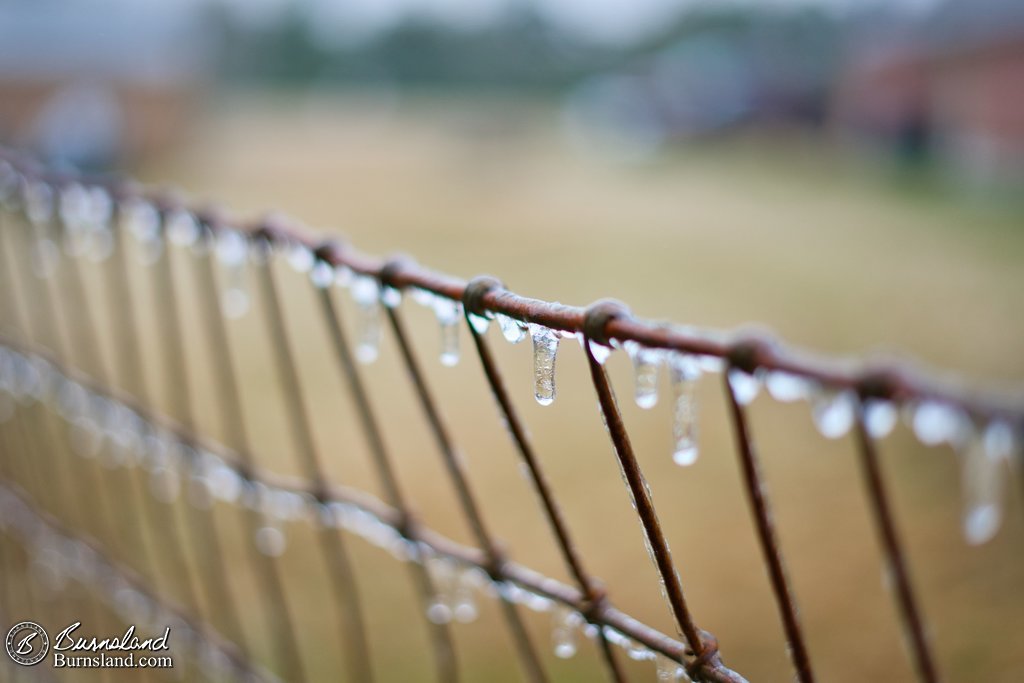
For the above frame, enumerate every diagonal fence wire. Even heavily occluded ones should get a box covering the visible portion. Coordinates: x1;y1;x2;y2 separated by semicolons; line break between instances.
0;149;1021;683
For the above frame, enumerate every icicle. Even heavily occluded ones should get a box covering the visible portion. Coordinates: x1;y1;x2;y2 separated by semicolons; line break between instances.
425;556;456;624
380;285;402;308
811;389;855;440
351;276;381;364
309;261;335;289
410;287;434;307
551;605;582;659
216;230;250;319
727;368;760;406
863;399;898;439
125;199;163;266
254;522;287;557
625;341;662;409
85;186;114;263
287;243;314;273
529;324;559;406
497;313;527;344
166;210;200;247
911;401;967;447
655;654;688;681
669;353;701;466
579;332;613;364
765;371;811;403
432;297;461;366
451;567;479;623
962;422;1013;545
467;312;491;334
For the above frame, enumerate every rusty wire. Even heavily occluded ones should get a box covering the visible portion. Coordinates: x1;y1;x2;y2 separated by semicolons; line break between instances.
0;148;1022;683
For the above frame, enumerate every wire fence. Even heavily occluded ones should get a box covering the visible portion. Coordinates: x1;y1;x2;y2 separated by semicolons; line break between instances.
0;148;1020;683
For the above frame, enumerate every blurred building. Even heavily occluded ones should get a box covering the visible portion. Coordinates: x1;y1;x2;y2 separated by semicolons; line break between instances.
834;0;1024;187
0;0;215;169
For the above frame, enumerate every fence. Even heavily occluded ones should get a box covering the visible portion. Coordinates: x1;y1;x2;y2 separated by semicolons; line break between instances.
0;148;1020;683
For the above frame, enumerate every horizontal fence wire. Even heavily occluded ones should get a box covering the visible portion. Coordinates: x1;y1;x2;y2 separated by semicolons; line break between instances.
0;148;1021;683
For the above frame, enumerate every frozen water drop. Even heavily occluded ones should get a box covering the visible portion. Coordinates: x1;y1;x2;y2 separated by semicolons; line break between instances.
551;605;581;659
433;297;462;367
655;655;687;681
669;353;701;466
529;324;559;406
452;571;479;623
426;600;453;625
727;369;760;406
962;422;1010;545
287;243;314;273
625;341;662;409
254;524;287;557
765;371;811;403
215;230;249;266
863;400;898;439
352;276;382;364
309;261;335;289
220;256;249;320
467;312;491;334
166;210;199;247
381;285;402;308
812;389;855;440
912;401;967;447
497;313;528;344
410;287;434;307
580;333;613;364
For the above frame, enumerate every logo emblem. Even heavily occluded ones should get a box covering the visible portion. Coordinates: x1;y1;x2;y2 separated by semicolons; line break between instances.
6;621;49;666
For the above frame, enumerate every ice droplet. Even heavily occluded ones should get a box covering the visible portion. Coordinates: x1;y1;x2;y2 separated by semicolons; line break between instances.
579;332;612;364
381;285;402;308
551;605;582;659
962;422;1013;545
529;324;559;406
351;276;381;364
863;400;898;439
287;243;314;273
433;297;461;367
669;353;701;466
467;312;491;334
254;524;287;557
166;210;200;247
451;569;479;623
624;341;662;409
727;368;760;406
425;556;455;624
309;261;335;289
125;200;163;266
912;401;967;447
812;389;856;440
655;654;688;681
765;371;811;403
497;313;527;344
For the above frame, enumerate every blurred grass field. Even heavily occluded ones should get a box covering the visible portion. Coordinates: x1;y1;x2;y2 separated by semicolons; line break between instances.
9;92;1024;682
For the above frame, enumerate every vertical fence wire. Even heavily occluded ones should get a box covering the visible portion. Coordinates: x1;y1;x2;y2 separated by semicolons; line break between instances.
382;292;550;683
252;229;374;683
852;399;938;683
313;245;460;683
190;216;308;682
